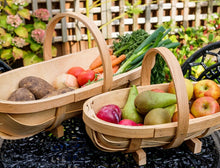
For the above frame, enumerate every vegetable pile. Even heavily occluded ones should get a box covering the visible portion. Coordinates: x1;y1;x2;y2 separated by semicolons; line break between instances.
112;26;180;84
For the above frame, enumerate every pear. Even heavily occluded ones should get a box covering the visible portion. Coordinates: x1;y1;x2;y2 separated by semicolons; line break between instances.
164;104;177;119
144;108;171;125
135;90;176;115
122;85;143;123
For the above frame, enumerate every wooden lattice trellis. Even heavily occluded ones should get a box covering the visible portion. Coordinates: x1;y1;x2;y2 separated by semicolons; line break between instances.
28;0;220;55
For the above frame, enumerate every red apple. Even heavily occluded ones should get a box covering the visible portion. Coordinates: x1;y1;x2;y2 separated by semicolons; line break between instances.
151;89;165;93
172;111;195;122
191;96;220;117
194;79;220;100
118;119;138;126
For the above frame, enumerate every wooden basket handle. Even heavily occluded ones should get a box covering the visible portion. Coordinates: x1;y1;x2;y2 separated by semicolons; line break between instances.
141;47;190;149
43;12;113;92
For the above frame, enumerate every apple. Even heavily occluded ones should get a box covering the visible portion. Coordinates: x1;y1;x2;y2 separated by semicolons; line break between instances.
191;96;220;117
151;89;165;93
168;78;194;100
172;111;195;122
194;79;220;100
118;119;138;126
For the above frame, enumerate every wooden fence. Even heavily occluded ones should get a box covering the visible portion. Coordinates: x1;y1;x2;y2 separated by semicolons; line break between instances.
28;0;220;55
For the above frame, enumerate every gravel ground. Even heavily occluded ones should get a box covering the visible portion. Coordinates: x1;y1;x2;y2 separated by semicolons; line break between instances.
0;116;219;168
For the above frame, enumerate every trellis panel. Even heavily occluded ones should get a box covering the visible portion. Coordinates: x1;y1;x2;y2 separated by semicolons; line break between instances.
27;0;220;52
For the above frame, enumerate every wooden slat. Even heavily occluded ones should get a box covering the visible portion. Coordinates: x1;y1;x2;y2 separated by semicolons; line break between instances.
183;0;189;28
157;0;163;26
145;0;151;33
101;0;107;39
46;0;53;18
171;0;177;28
208;0;214;20
132;0;139;31
31;0;38;11
60;0;68;42
195;1;201;28
119;0;125;36
106;0;112;39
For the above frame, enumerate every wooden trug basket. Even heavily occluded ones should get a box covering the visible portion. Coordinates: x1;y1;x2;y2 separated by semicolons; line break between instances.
83;47;220;166
0;12;141;140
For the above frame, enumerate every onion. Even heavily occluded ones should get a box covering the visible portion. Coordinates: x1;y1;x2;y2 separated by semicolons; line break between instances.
53;73;79;89
96;104;122;124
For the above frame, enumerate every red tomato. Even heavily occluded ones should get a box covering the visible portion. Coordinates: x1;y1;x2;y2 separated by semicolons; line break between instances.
77;70;95;86
67;67;85;78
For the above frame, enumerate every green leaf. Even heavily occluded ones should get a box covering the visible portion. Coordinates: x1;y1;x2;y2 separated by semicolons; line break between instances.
1;48;13;60
23;53;43;66
12;47;24;60
24;24;34;32
3;6;16;15
0;15;7;29
0;33;12;47
51;45;57;57
11;4;19;11
34;21;47;30
14;26;28;38
208;33;214;42
18;9;31;20
6;0;13;7
30;42;41;52
0;28;6;36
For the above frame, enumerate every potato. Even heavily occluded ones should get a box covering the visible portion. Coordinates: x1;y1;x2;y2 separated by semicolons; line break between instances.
42;87;74;99
19;76;55;99
8;88;35;101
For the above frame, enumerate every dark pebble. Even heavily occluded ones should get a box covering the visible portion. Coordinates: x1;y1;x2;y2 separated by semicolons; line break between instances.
0;116;219;168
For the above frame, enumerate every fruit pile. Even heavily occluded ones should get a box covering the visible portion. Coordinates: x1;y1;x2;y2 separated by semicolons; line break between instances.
96;79;220;126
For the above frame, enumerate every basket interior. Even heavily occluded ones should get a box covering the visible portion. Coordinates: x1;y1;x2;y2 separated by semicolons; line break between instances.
0;48;99;100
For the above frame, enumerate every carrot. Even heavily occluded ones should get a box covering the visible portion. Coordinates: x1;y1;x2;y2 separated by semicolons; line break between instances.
109;48;113;55
89;55;117;70
93;54;126;74
112;65;120;74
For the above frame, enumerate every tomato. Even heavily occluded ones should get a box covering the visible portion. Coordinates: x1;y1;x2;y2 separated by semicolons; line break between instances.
77;69;95;86
67;66;85;78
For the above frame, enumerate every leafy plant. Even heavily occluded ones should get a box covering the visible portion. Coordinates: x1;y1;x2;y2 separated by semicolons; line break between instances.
159;14;220;82
0;0;57;67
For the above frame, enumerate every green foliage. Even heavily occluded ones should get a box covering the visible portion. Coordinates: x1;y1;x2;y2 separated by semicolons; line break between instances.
0;1;57;67
163;13;220;82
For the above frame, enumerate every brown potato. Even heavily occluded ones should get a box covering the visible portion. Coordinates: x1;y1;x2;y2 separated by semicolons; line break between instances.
42;87;74;99
19;76;55;99
8;88;35;101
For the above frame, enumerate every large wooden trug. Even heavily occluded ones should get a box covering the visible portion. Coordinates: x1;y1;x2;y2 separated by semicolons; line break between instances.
83;47;220;165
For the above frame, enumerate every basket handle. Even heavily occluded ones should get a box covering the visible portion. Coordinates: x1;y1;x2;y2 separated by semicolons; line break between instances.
141;47;190;149
43;12;113;92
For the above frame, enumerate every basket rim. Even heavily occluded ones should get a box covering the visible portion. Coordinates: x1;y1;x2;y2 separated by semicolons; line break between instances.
83;83;220;139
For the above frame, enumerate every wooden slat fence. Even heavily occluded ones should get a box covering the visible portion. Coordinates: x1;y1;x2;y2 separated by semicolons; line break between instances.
28;0;220;54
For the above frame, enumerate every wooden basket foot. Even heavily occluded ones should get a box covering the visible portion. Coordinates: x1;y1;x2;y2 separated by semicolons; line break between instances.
51;125;64;138
185;138;202;154
132;149;146;166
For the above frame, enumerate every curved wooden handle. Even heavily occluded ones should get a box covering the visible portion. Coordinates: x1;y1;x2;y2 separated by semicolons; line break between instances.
141;47;189;149
43;12;113;92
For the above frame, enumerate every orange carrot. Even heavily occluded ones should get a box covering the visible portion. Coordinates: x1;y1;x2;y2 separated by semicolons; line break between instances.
112;65;120;74
93;54;126;74
89;55;117;70
109;48;113;55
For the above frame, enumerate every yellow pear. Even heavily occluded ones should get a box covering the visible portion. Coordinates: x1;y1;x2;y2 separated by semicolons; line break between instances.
168;78;193;100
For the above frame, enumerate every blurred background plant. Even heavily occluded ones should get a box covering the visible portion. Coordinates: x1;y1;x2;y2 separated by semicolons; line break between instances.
0;0;57;68
163;12;220;82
